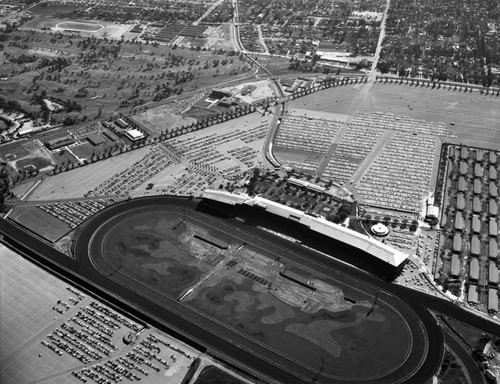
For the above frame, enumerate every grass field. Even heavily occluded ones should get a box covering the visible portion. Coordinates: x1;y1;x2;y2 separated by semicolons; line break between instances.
56;21;104;32
288;84;362;121
1;29;251;125
364;83;500;147
8;205;71;242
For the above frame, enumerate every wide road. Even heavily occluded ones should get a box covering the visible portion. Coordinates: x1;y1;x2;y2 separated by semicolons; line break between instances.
0;196;490;383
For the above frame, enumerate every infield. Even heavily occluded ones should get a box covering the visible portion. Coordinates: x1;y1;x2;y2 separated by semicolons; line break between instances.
83;200;431;383
56;21;104;32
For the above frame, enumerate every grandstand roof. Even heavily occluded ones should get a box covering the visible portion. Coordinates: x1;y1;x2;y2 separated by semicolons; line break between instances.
201;190;407;267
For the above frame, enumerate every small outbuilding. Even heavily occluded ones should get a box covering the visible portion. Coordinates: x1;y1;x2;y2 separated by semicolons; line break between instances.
470;236;481;257
456;193;465;211
473;179;482;195
467;284;478;305
459;161;468;175
458;177;467;192
451;254;461;277
453;233;463;253
469;258;479;281
488;289;498;313
454;214;465;231
124;129;145;141
472;214;481;234
490;200;498;216
475;163;483;178
115;118;129;128
490;219;498;238
490;182;498;198
476;149;484;163
87;133;105;146
489;151;497;165
489;263;499;285
489;239;498;260
460;147;469;160
490;165;497;180
426;205;439;219
473;196;482;213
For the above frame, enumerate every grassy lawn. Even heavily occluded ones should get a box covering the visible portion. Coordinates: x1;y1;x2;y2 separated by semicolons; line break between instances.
0;29;251;125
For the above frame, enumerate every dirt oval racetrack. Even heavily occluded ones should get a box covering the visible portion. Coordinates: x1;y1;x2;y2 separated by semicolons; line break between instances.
70;196;443;384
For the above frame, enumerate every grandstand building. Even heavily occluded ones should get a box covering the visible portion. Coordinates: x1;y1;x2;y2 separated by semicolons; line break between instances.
201;190;408;268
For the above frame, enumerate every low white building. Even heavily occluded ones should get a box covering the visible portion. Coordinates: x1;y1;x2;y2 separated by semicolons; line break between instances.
124;129;145;141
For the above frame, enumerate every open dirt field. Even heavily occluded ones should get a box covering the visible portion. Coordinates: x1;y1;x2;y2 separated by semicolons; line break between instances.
221;80;275;104
8;205;71;242
288;85;362;121
133;106;198;136
20;147;151;201
363;83;500;147
289;82;500;147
